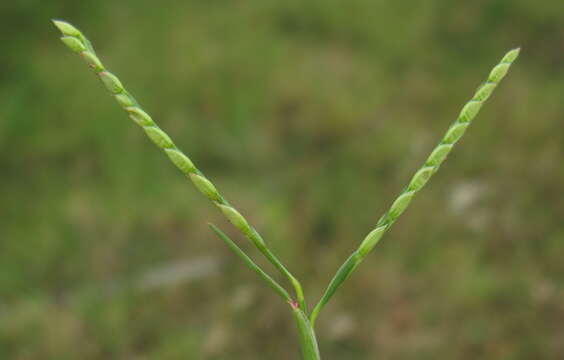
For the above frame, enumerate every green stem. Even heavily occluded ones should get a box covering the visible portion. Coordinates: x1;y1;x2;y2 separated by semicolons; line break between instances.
291;304;321;360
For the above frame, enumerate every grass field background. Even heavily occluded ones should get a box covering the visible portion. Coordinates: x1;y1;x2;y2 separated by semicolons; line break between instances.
1;1;563;359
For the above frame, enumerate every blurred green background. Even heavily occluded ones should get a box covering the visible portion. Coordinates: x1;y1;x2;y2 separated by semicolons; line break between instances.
1;1;563;359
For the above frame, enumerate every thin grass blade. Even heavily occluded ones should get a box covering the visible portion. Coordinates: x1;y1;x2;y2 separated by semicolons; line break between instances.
208;224;292;303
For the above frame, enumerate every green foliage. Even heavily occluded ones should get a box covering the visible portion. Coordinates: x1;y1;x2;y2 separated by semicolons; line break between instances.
53;19;517;360
2;2;563;359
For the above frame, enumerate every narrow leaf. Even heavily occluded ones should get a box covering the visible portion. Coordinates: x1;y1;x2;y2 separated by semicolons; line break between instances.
208;224;292;303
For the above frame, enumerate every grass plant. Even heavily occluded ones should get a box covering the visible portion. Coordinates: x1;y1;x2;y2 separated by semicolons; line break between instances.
53;19;519;360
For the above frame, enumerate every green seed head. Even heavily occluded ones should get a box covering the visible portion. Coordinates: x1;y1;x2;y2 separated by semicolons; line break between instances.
52;19;82;37
458;101;482;123
99;71;124;94
502;47;521;63
358;226;387;256
165;149;195;174
309;48;520;325
408;166;434;191
60;36;85;53
144;127;174;148
474;83;496;102
218;205;251;234
488;63;510;83
114;93;134;108
189;173;221;201
126;107;154;126
425;144;452;166
443;123;468;144
388;192;414;220
81;51;104;72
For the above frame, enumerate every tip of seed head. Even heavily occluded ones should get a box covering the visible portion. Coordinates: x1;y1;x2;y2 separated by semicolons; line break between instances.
51;19;67;30
502;47;521;63
51;19;82;37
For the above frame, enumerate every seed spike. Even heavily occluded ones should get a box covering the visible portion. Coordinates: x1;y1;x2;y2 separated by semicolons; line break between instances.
309;47;520;326
52;19;306;312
